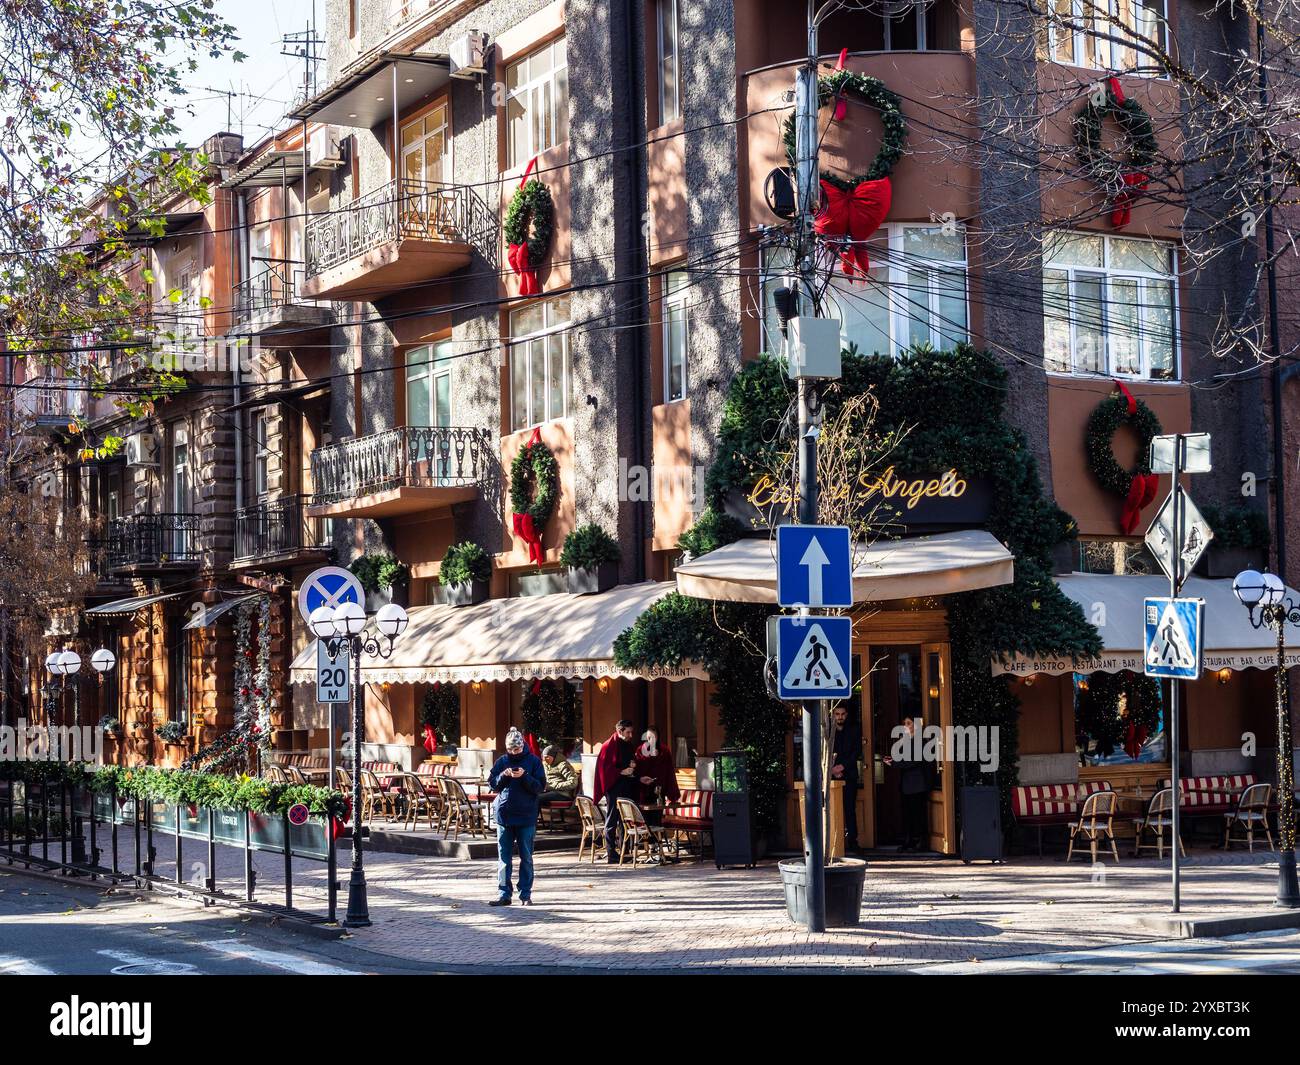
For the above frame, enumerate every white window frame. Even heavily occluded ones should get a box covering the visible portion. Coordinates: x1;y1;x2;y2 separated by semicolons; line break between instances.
762;223;969;357
505;38;569;168
406;341;454;428
884;4;928;50
170;423;191;514
253;411;271;500
1047;0;1168;75
658;0;681;125
400;104;450;188
1043;232;1179;381
662;270;690;402
509;298;572;431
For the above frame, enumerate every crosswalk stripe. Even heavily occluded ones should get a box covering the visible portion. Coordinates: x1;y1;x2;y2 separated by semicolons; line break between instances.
192;939;364;976
0;954;56;975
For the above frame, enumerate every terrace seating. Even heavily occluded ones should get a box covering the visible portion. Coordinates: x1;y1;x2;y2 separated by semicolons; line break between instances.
1224;782;1274;852
396;772;438;832
1011;780;1112;855
1164;775;1256;818
575;795;605;863
615;798;666;866
1132;787;1185;859
437;777;487;841
360;769;396;822
1065;789;1119;864
661;788;714;861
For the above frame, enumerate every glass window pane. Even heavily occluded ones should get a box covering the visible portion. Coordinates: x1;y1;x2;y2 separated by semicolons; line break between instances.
935;267;968;349
903;226;963;262
1052;0;1075;61
549;294;571;326
510;346;529;431
904;269;932;347
530;338;546;425
434;373;450;427
510;303;545;337
407;373;431;427
1046;232;1103;267
665;303;686;401
1109;238;1168;273
552;37;566;71
1145;279;1175;379
547;334;565;420
827;268;890;356
507;96;527;168
1074;272;1106;373
507;59;524;92
1043;269;1072;372
532;43;553;78
660;0;679;124
1109;277;1141;375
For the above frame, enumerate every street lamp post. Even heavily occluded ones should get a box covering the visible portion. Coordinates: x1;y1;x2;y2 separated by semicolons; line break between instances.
91;649;116;763
1233;568;1300;908
308;600;408;928
46;650;83;730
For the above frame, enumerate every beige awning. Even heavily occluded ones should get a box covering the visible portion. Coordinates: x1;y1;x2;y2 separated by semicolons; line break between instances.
84;592;185;616
992;574;1300;676
289;581;706;686
674;529;1015;604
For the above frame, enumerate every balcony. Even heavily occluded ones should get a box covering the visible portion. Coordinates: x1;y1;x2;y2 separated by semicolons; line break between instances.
15;379;85;433
233;261;333;340
302;179;498;300
306;425;493;519
233;495;331;567
79;539;131;587
104;513;202;573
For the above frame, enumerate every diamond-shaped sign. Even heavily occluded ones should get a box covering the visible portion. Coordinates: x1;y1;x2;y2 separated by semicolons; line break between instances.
1144;488;1212;589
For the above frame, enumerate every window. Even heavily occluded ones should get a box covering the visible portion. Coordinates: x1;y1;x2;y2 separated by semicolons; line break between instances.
762;224;968;357
406;341;454;429
253;411;271;500
401;104;449;187
1047;0;1167;73
657;0;681;125
509;296;572;431
662;271;689;402
169;620;191;726
669;681;698;768
506;38;569;167
170;423;191;514
1043;232;1176;380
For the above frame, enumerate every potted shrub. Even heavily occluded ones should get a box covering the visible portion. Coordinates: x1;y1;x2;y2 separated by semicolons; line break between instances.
99;715;123;740
350;552;411;611
561;523;620;595
1198;504;1270;578
439;541;491;607
156;720;188;746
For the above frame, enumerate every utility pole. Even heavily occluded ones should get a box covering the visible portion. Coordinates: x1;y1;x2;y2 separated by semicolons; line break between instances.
795;0;826;933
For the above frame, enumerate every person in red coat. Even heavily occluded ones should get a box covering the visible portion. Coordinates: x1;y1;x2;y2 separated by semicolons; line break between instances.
634;727;680;807
593;719;638;863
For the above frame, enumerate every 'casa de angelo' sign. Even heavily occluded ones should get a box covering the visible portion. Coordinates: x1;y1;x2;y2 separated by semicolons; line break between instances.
724;465;993;535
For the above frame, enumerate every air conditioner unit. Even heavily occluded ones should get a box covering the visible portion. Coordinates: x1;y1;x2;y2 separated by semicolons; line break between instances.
125;431;160;467
449;32;489;78
307;125;347;170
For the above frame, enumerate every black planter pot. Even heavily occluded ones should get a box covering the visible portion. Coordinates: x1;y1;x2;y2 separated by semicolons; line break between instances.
1198;545;1266;579
444;579;489;608
366;584;409;612
567;561;619;596
778;857;868;928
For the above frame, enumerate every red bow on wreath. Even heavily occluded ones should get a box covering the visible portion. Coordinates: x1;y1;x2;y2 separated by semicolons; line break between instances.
422;723;437;755
511;428;547;564
507;157;541;296
815;177;892;282
1123;722;1149;761
1114;380;1159;534
330;798;352;841
1102;78;1147;230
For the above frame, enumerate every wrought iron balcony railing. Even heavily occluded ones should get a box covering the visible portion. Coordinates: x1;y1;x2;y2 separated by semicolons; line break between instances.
309;426;493;506
304;178;498;278
104;513;202;568
234;495;329;561
235;261;316;318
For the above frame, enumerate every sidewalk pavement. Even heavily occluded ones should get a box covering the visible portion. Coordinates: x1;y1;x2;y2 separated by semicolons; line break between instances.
122;834;1293;971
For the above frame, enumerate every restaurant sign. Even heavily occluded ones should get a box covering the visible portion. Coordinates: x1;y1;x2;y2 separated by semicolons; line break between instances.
993;649;1300;677
726;466;992;534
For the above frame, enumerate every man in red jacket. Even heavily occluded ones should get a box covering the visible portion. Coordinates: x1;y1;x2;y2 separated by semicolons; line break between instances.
593;719;638;863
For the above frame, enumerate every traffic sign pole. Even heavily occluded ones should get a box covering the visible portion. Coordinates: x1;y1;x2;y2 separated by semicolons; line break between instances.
1169;435;1182;913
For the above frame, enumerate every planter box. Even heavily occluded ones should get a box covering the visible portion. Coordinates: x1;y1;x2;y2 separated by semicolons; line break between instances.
366;584;409;612
779;857;868;928
1198;545;1266;579
566;561;618;596
444;579;489;607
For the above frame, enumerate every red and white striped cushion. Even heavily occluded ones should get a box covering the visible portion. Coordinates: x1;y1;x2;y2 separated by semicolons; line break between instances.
1012;784;1076;818
669;789;713;822
363;761;400;775
1176;774;1254;806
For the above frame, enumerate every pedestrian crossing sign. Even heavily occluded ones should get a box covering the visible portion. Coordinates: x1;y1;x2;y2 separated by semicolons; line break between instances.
1143;596;1204;680
775;616;852;700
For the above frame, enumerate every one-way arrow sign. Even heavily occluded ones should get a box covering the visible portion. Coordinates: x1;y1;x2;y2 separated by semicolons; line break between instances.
776;525;852;608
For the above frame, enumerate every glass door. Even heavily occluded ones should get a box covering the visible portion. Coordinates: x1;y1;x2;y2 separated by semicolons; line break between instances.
921;642;955;854
405;341;454;479
399;103;448;234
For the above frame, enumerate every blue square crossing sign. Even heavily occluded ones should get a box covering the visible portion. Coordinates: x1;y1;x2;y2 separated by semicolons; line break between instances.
776;525;852;608
775;615;853;700
1143;596;1204;680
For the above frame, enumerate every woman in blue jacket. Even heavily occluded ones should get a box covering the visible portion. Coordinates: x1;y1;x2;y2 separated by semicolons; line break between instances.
488;728;546;906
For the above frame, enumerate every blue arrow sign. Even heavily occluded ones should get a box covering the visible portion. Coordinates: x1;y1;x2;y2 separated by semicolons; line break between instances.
1143;596;1204;680
775;615;853;700
776;525;852;608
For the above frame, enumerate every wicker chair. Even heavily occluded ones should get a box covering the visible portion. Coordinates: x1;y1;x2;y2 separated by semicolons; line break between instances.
264;763;290;784
334;767;352;792
360;769;395;823
283;764;309;786
615;797;666;867
396;773;438;832
575;795;606;863
1224;782;1274;852
439;777;487;840
1132;787;1185;859
1065;789;1119;863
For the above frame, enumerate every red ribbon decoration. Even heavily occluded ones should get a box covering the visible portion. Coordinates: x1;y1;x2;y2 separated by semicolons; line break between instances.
421;723;437;755
1114;378;1138;415
1123;722;1148;761
508;156;542;295
814;177;892;281
1109;171;1149;229
511;427;547;564
1113;380;1158;534
525;732;542;758
330;798;352;841
831;49;850;119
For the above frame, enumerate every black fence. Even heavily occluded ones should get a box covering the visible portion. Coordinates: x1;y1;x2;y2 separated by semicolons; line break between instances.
0;773;338;923
234;495;328;562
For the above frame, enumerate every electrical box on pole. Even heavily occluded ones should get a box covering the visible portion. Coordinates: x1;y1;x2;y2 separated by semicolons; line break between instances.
786;317;842;380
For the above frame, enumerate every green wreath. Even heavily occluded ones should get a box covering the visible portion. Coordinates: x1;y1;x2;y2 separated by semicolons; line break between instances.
504;178;554;269
1085;392;1162;497
1074;85;1157;190
1076;670;1161;760
782;70;906;191
509;436;559;530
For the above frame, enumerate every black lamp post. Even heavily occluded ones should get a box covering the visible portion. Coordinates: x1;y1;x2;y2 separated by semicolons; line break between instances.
309;600;408;928
1233;568;1300;908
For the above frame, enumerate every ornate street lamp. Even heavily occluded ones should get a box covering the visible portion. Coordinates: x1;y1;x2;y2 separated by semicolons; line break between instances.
311;600;408;928
46;649;83;729
1233;568;1300;907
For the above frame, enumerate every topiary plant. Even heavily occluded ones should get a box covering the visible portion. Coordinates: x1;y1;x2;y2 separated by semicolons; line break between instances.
156;720;188;744
439;541;491;586
560;523;621;569
349;552;411;593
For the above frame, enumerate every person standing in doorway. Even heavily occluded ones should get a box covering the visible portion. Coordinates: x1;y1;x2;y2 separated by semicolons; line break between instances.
593;719;638;863
830;705;862;853
885;717;934;851
488;728;545;906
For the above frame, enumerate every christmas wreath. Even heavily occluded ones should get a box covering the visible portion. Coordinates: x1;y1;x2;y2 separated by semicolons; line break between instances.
1074;77;1157;229
420;683;461;753
504;176;553;296
1076;670;1162;762
509;427;559;564
1086;381;1163;534
782;62;907;281
520;678;579;749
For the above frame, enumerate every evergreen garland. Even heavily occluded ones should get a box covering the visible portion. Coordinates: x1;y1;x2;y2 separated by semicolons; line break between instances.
509;436;560;530
503;178;554;269
1074;86;1158;190
782;70;907;189
519;679;579;748
1075;670;1162;760
1085;392;1162;498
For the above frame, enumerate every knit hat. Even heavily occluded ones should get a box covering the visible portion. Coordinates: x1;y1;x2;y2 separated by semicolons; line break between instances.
505;728;525;752
542;745;559;760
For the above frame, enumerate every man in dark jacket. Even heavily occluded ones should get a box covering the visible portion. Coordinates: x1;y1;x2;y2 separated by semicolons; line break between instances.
593;719;638;863
830;705;862;853
886;716;935;851
488;728;546;906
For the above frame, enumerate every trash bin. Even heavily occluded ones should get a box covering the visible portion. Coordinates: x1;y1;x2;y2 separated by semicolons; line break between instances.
959;784;1003;862
711;748;756;868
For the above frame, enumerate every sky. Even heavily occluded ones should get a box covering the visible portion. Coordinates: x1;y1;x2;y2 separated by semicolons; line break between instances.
172;0;322;149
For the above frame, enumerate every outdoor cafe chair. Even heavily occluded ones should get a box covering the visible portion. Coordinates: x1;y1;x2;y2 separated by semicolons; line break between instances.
575;795;606;863
334;766;352;792
1065;789;1119;863
440;777;487;841
397;773;438;832
1224;782;1274;852
264;763;290;784
1132;787;1185;859
360;769;396;823
615;797;666;867
283;764;309;787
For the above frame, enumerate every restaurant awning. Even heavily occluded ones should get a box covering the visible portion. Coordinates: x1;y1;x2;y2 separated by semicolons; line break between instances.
183;593;264;629
992;574;1300;676
84;592;185;616
673;529;1015;604
288;53;451;127
289;581;706;686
